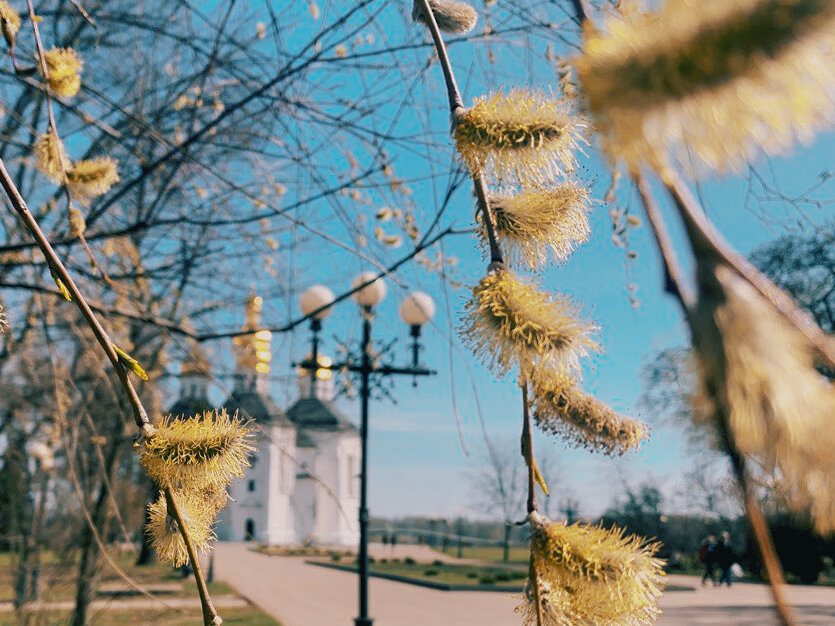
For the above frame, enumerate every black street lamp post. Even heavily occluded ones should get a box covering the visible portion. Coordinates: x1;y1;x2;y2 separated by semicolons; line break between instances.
297;275;436;626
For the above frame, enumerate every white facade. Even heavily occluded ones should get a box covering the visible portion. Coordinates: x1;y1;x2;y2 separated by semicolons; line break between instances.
220;421;298;545
175;300;359;547
211;374;360;547
292;429;360;545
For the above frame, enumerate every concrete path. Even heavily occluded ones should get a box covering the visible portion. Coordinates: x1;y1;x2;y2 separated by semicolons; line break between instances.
214;542;835;626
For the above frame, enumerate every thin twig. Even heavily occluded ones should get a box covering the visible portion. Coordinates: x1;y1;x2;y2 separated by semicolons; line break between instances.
0;157;151;433
520;379;537;515
198;225;466;341
713;403;796;626
636;170;797;625
0;156;220;623
633;172;694;309
164;486;221;626
415;0;505;266
568;0;589;24
661;167;835;368
520;380;543;626
415;0;463;113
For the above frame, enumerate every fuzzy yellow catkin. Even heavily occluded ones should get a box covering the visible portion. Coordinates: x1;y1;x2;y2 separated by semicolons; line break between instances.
66;158;119;199
33;132;70;183
691;260;835;533
575;0;835;173
42;48;83;98
520;512;665;626
69;208;86;238
140;410;255;489
454;89;585;186
460;266;597;377
411;0;478;34
486;183;591;270
0;1;21;45
529;366;647;455
147;491;215;567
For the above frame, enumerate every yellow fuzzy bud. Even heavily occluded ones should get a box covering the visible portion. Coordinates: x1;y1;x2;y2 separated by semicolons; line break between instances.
42;48;83;98
0;2;21;48
519;512;665;626
66;157;119;200
460;266;597;378
147;491;215;567
486;183;591;270
412;0;478;34
529;366;648;455
113;345;149;380
140;410;255;489
454;89;585;186
69;208;86;238
34;132;70;183
50;270;71;301
575;0;835;173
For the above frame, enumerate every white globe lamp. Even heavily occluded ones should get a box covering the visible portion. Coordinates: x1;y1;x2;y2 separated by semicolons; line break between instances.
299;284;335;319
399;292;435;327
351;272;387;307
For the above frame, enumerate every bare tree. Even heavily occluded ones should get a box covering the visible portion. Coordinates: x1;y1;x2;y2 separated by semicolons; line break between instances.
470;437;558;562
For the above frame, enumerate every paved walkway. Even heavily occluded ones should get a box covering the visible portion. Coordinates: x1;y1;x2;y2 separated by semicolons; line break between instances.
214;542;835;625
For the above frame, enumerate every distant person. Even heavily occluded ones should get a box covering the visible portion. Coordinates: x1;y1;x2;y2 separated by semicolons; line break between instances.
699;535;718;586
715;531;735;587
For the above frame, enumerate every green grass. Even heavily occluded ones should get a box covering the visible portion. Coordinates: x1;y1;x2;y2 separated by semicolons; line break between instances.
435;544;530;564
1;551;234;603
332;560;528;588
0;606;280;625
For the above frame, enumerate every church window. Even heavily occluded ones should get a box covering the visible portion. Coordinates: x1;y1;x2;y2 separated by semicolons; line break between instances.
248;480;255;492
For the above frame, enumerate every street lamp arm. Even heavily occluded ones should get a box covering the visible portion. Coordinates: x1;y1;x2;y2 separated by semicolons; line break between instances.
293;359;436;378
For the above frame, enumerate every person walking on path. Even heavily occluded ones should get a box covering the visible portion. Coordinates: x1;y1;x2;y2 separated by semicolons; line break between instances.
715;531;736;587
699;535;718;586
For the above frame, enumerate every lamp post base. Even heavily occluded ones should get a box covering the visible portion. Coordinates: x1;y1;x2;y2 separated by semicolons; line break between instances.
354;618;373;626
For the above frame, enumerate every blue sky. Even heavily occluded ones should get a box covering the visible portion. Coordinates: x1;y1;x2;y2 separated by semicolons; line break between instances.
190;1;834;522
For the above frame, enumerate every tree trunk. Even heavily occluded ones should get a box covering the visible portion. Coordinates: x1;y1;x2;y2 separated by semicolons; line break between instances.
503;522;511;563
27;471;50;602
71;440;121;626
135;477;157;566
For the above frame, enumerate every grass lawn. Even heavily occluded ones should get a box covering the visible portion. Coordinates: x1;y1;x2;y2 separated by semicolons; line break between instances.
434;545;530;564
0;606;279;625
1;550;240;607
321;557;527;589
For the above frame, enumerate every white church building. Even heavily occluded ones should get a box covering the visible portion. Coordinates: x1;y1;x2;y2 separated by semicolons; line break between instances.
168;295;360;547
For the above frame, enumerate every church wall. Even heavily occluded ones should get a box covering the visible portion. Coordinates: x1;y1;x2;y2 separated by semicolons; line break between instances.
219;429;271;542
307;430;360;546
292;446;318;543
263;424;296;545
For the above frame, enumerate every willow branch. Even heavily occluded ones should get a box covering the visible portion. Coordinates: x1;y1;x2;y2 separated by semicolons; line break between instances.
164;486;221;626
637;168;796;625
662;167;835;368
633;172;694;310
520;379;537;515
521;379;543;626
713;404;796;626
0;157;151;433
568;0;589;24
415;0;463;113
415;0;504;266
